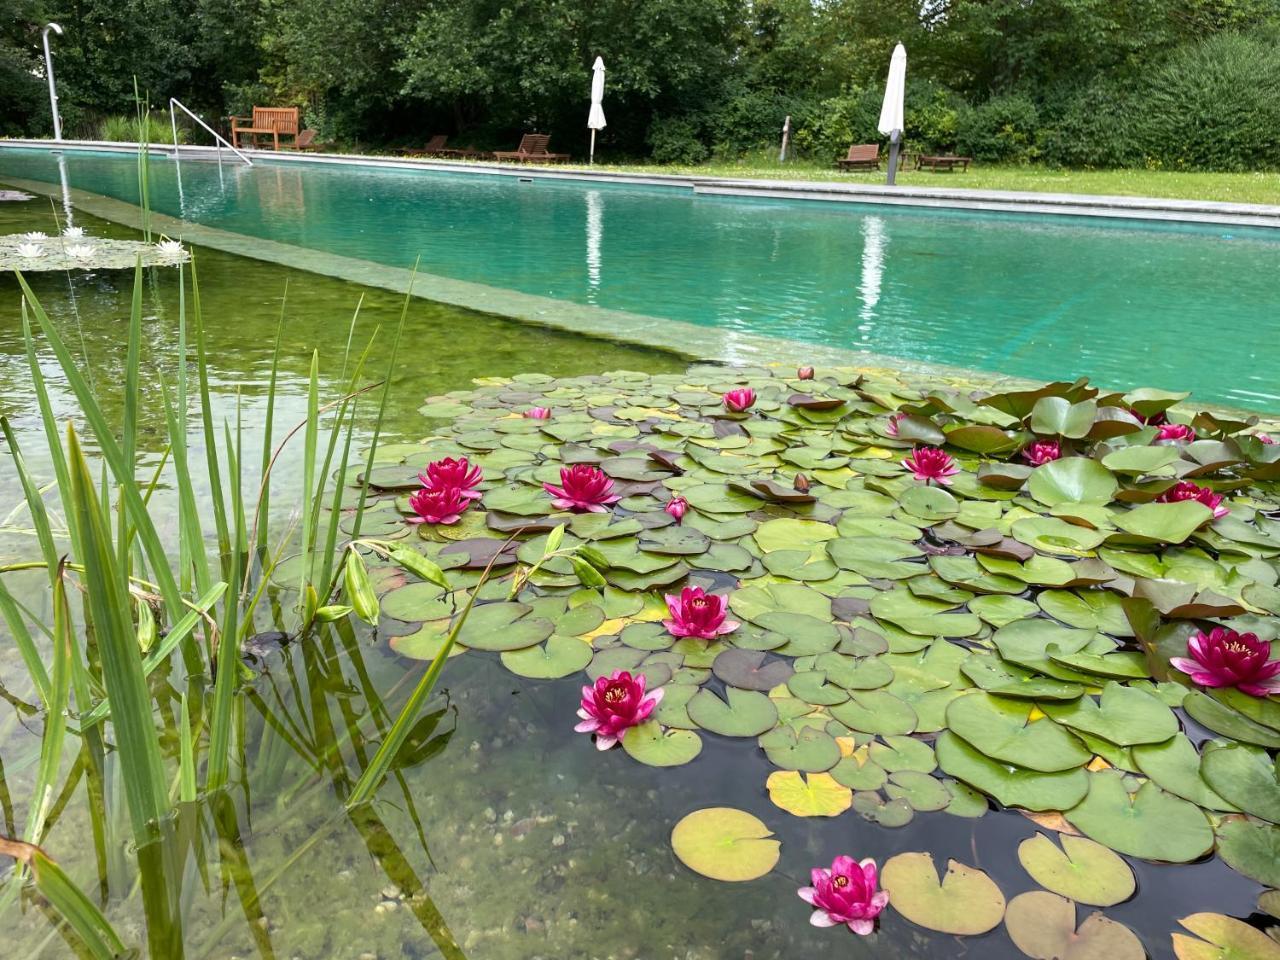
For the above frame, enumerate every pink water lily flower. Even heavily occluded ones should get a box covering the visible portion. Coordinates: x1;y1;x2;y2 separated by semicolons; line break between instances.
798;856;889;935
575;670;663;750
1023;440;1062;466
663;586;739;640
723;388;756;413
524;407;552;419
1171;627;1280;697
407;486;472;525
419;456;484;500
665;495;688;523
797;365;815;380
902;445;958;485
1258;433;1275;445
1157;480;1228;519
884;412;905;437
544;464;621;512
1156;422;1197;443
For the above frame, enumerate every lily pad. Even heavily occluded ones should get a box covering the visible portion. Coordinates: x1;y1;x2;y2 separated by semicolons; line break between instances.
1028;458;1118;506
670;807;780;881
1214;816;1280;888
829;690;918;735
687;687;778;737
1063;770;1214;862
880;852;1006;935
711;648;794;690
765;770;853;817
1016;833;1135;906
1131;735;1238;811
1039;681;1178;746
1183;692;1280;749
622;721;703;767
499;635;593;678
935;730;1089;811
1113;501;1213;544
1199;742;1280;823
758;726;841;771
1005;891;1143;960
946;692;1091;772
1172;913;1280;960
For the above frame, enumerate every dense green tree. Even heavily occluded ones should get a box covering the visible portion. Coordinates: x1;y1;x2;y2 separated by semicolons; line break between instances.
0;0;49;135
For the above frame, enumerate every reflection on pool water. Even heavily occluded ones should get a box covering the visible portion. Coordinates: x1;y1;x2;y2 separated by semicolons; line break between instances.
2;147;1278;410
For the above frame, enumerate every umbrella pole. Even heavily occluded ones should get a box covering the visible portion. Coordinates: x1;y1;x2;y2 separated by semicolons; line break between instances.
886;130;900;186
590;129;596;165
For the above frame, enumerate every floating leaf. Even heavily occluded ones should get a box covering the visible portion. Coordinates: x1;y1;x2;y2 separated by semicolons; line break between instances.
687;687;778;737
1113;501;1213;544
1005;891;1143;960
1028;458;1118;506
881;852;1006;935
1199;742;1280;823
1131;735;1238;811
1040;681;1178;746
765;770;853;817
670;807;780;881
1017;833;1135;906
622;721;703;767
1064;771;1213;862
946;692;1091;772
830;690;918;735
1214;816;1280;888
711;648;794;690
1183;692;1280;749
759;726;841;772
936;730;1089;811
499;635;593;678
1172;913;1280;960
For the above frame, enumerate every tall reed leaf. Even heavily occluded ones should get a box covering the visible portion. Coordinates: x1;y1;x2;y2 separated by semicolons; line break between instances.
65;425;170;840
26;560;72;844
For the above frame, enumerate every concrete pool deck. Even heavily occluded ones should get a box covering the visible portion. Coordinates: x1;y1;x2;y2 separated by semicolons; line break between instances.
4;139;1280;230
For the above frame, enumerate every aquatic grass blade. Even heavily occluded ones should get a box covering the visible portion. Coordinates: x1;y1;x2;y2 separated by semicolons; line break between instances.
65;424;170;840
0;577;51;705
0;418;60;582
256;300;286;556
26;561;73;844
188;255;232;574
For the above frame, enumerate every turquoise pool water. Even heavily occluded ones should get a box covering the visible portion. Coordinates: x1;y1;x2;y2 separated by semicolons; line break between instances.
3;147;1278;410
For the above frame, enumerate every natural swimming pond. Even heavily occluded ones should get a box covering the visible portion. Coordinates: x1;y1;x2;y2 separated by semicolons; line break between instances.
2;146;1279;411
1;171;1279;960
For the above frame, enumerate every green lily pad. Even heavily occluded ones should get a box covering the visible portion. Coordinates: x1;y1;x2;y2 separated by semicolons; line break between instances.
380;581;449;622
810;651;894;690
829;690;918;735
1200;742;1280;823
622;721;703;767
1214;816;1280;888
1005;891;1143;960
961;654;1085;701
787;670;850;706
711;648;794;690
670;807;780;882
654;683;699;729
1028;458;1118;506
1172;912;1280;960
1102;445;1181;475
852;791;915;827
880;852;1006;935
758;725;841;771
499;635;593;678
1063;770;1214;862
1131;735;1238;811
752;517;838;552
870;590;981;638
970;595;1041;627
830;751;888;790
869;735;937;773
456;602;555;651
935;730;1089;811
1113;501;1213;543
756;612;841;656
1183;691;1280;749
946;692;1091;772
687;687;778;737
1016;833;1135;906
885;770;952;811
992;619;1096;675
730;581;831;623
1038;590;1133;635
1040;681;1177;746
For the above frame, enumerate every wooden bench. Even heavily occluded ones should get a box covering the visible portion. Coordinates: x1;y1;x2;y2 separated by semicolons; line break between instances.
836;144;880;171
494;133;568;163
230;107;300;151
916;154;972;172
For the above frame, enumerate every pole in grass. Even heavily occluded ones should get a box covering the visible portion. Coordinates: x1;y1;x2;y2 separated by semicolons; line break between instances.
588;56;607;165
42;23;63;142
779;115;791;163
878;43;906;186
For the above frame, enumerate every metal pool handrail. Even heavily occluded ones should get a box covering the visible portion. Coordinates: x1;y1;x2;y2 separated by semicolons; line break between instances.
169;98;253;167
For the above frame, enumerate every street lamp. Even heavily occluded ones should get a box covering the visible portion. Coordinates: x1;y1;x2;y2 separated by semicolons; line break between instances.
42;23;64;141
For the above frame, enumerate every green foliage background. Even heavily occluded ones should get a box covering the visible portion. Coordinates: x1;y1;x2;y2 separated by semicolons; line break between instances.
5;0;1280;169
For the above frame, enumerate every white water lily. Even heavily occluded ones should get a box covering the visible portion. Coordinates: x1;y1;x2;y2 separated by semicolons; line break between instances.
20;231;48;241
62;226;86;239
156;239;185;256
66;243;95;259
17;243;45;258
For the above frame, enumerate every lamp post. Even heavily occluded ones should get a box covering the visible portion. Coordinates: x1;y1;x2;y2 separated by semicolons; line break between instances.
42;23;64;141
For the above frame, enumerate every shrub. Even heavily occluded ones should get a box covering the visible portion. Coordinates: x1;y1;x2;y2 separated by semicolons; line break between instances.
794;81;960;162
1039;81;1142;168
97;114;185;144
955;94;1040;163
647;114;710;165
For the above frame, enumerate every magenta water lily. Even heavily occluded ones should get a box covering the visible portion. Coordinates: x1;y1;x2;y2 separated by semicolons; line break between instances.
1022;440;1062;466
575;670;663;750
885;412;904;437
419;456;484;500
544;464;621;512
723;388;756;413
665;495;688;523
1171;628;1280;697
407;485;473;525
1156;422;1197;443
663;586;739;640
798;856;888;936
797;365;815;380
1157;480;1228;518
902;446;958;485
524;406;552;419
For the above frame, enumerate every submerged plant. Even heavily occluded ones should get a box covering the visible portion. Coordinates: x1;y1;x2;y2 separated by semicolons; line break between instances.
1171;628;1280;696
797;856;888;935
575;671;663;750
663;586;738;640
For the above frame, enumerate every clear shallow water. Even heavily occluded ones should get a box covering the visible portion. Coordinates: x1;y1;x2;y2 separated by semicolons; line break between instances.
3;147;1279;410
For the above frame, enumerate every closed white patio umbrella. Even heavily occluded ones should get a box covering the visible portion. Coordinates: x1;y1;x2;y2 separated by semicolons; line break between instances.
588;56;607;165
878;43;906;185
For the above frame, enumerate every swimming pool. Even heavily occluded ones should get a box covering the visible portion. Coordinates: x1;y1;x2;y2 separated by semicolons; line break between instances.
3;146;1278;410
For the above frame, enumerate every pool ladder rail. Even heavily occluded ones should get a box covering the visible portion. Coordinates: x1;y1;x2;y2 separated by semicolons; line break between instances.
169;98;253;167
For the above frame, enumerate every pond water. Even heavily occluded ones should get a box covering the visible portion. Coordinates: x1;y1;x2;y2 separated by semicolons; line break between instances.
3;147;1279;411
0;183;1275;960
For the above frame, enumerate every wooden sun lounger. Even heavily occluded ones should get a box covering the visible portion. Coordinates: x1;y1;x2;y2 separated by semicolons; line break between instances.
494;133;568;163
916;154;972;172
837;144;880;170
230;107;300;150
404;134;450;156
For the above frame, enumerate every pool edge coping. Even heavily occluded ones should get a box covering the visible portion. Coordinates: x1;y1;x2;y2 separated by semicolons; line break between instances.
4;139;1280;230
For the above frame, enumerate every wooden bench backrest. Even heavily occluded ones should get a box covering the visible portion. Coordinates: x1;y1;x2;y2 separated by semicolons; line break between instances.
845;143;878;162
517;133;551;154
252;107;299;134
